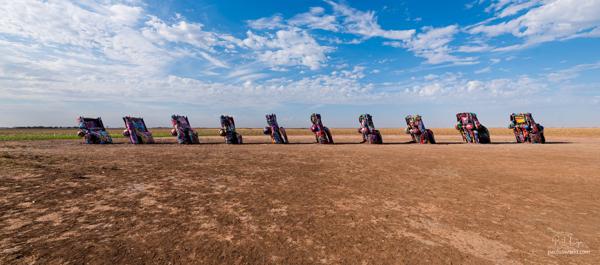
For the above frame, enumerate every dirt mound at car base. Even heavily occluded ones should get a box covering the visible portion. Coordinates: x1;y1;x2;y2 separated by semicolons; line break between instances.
1;135;599;264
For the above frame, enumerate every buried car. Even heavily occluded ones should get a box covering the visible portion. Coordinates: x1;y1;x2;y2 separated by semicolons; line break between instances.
170;115;200;144
357;114;382;144
310;113;334;144
122;116;155;144
218;115;243;144
404;115;435;144
76;116;112;144
455;112;491;144
263;114;288;144
509;113;545;143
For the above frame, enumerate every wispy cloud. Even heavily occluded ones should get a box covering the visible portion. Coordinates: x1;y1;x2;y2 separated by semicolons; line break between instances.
241;28;333;70
289;7;339;31
469;0;600;50
324;0;415;41
475;66;492;74
404;72;548;99
546;61;600;82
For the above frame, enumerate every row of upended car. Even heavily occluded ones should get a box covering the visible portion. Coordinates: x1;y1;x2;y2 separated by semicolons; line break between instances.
76;112;545;145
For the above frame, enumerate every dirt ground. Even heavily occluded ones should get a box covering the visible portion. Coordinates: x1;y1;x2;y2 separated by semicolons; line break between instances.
1;133;599;264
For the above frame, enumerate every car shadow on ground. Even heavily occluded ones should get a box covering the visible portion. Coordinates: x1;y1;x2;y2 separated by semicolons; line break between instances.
224;142;313;145
430;141;572;145
488;141;571;145
423;142;464;145
381;141;419;145
284;142;325;145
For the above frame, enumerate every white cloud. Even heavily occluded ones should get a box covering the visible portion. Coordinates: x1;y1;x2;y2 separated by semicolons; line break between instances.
246;2;479;65
226;65;271;83
496;1;542;18
470;0;600;49
325;0;415;41
475;66;492;74
248;1;415;42
405;25;467;64
457;43;494;53
0;1;141;48
247;15;287;30
142;16;240;52
109;4;144;25
141;16;242;68
0;0;170;78
382;41;403;48
385;25;476;65
546;61;600;82
0;0;241;75
289;7;339;31
339;65;366;79
0;66;378;106
242;29;333;70
405;73;548;98
485;0;520;13
197;51;229;68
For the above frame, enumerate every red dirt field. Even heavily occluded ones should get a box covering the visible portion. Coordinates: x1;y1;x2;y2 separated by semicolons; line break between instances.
1;133;599;264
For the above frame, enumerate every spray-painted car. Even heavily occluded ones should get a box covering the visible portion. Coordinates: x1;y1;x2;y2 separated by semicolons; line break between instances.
122;116;155;144
310;113;334;144
509;113;545;143
405;115;435;144
455;112;491;144
76;116;112;144
263;114;288;144
357;114;382;144
170;115;200;144
218;115;243;144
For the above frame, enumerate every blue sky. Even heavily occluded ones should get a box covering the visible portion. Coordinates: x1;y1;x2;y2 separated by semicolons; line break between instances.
1;0;599;128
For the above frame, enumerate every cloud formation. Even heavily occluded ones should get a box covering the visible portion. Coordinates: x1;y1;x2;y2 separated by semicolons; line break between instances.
0;0;599;127
469;0;600;50
242;29;333;70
